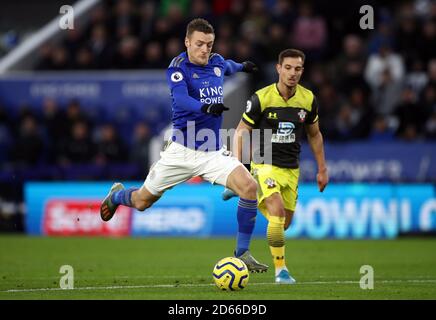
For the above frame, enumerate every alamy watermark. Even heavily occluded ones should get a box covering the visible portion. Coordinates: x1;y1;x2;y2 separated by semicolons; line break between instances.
359;265;374;290
359;5;374;30
59;5;74;30
59;265;74;289
164;122;275;165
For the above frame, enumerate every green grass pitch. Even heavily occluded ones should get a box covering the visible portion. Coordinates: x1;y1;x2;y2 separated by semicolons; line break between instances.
1;235;435;299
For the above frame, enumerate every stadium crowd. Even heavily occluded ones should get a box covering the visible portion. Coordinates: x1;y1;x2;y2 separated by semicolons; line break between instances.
1;0;436;172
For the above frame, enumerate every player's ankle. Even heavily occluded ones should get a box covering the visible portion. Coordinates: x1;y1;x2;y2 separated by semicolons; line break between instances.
275;266;288;276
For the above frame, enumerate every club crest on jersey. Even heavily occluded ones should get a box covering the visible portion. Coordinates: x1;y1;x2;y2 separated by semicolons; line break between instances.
171;71;183;82
298;109;307;122
214;67;221;77
264;178;276;188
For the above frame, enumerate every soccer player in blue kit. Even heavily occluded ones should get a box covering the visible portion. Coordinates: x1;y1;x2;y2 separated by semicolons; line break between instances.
100;18;268;272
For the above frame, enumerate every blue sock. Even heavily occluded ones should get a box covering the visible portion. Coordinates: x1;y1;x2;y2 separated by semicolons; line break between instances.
235;198;257;257
111;187;138;207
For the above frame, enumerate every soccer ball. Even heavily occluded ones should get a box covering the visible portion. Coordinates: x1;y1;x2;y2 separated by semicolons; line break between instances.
212;257;249;291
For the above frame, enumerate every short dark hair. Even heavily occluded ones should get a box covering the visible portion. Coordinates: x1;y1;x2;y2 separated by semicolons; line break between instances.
278;49;306;65
186;18;214;38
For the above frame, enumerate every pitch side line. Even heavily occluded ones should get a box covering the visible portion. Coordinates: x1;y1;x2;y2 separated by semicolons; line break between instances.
3;279;436;293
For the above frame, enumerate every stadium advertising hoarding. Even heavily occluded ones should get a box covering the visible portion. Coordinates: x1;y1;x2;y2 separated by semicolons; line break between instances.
0;72;169;109
299;142;436;182
25;182;436;239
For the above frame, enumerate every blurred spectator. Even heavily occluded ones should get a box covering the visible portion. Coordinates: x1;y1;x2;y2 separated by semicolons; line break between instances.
62;29;83;59
216;20;234;42
394;86;426;140
405;60;428;96
139;1;157;41
213;39;233;59
50;46;70;70
364;43;405;89
149;17;172;46
65;99;89;131
212;0;232;16
130;122;152;174
395;4;420;70
95;124;126;164
142;41;165;69
0;30;19;56
333;88;374;141
421;84;436;115
226;0;247;28
160;0;190;17
271;0;296;30
427;59;436;87
367;17;395;54
41;98;68;162
0;105;12;165
331;34;368;93
166;3;187;39
34;43;53;70
291;2;328;61
425;110;436;139
88;24;113;69
369;115;396;142
75;46;95;70
243;0;270;43
189;0;213;23
113;36;141;69
371;68;403;116
317;83;344;140
417;19;436;66
165;37;184;63
86;4;110;33
347;87;374;138
264;23;287;63
59;121;95;165
113;0;141;38
11;116;44;167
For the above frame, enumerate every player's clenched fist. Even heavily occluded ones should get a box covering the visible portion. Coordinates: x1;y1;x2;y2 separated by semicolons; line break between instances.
241;61;259;73
201;103;229;116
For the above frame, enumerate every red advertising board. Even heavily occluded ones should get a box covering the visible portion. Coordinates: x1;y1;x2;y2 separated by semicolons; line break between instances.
43;199;131;236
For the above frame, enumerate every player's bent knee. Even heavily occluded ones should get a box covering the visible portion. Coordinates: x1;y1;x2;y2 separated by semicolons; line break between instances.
269;207;286;219
240;179;257;199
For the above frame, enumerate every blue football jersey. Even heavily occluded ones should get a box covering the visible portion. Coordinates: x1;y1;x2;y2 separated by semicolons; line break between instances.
166;51;242;151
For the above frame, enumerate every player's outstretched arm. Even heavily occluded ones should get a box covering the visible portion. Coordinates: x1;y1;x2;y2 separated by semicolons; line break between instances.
305;121;329;192
224;59;258;76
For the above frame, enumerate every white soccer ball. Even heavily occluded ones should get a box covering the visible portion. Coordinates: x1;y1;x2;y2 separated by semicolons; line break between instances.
212;257;249;291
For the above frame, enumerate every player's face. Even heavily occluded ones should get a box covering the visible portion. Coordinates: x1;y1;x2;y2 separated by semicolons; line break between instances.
277;57;304;88
185;31;214;66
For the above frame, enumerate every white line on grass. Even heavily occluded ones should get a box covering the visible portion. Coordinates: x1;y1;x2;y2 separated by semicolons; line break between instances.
3;279;436;293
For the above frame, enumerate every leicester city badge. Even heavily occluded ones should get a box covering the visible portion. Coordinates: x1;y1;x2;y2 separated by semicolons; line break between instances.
214;67;222;77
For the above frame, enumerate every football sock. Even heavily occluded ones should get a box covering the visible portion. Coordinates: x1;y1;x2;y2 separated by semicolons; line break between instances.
111;187;138;207
235;198;257;257
267;215;286;271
